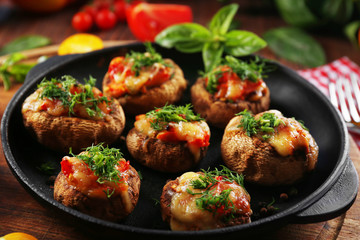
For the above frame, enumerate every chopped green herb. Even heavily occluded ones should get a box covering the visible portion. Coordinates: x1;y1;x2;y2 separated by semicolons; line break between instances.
0;53;36;90
146;104;204;131
204;55;274;94
293;117;309;131
186;165;246;220
38;75;110;118
236;109;284;140
71;143;124;185
37;161;56;175
125;42;170;77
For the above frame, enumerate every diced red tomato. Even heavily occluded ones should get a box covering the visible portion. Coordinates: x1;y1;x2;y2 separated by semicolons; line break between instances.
145;66;171;87
117;160;130;172
126;2;193;41
157;130;179;143
188;132;210;148
61;157;74;177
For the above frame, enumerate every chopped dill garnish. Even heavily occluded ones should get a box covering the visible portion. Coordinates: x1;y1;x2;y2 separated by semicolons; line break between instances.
236;109;284;140
37;161;56;175
292;117;309;131
204;55;274;94
125;42;168;77
38;75;110;118
186;166;246;220
71;143;124;185
146;104;204;131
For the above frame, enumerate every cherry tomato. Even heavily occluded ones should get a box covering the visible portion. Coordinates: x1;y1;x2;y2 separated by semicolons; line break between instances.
82;5;97;20
114;0;126;22
72;11;93;32
126;2;193;41
95;8;117;30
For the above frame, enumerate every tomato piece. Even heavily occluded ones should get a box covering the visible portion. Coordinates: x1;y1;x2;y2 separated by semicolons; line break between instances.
82;5;97;20
189;132;210;148
72;12;93;32
61;157;74;177
145;66;171;87
117;160;130;172
157;130;180;143
114;0;126;21
95;9;117;30
126;2;193;41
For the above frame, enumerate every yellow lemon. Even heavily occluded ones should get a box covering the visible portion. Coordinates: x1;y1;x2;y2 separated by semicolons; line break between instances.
58;33;104;55
0;232;38;240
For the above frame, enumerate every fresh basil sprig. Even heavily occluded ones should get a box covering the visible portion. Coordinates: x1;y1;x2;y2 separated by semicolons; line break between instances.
0;53;35;90
263;27;326;67
0;35;51;56
155;4;267;72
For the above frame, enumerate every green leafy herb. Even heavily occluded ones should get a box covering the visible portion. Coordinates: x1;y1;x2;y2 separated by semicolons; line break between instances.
186;165;246;220
146;104;203;131
204;55;274;94
293;118;309;131
155;3;267;72
236;109;284;140
72;143;124;185
0;53;36;90
37;161;56;175
126;42;167;77
38;75;110;118
0;35;51;56
274;0;319;28
263;27;326;67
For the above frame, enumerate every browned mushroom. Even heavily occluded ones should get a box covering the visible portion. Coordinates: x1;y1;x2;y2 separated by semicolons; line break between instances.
22;75;125;153
53;144;141;222
221;110;319;186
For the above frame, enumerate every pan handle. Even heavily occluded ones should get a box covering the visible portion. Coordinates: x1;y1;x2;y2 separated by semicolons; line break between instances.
291;156;358;223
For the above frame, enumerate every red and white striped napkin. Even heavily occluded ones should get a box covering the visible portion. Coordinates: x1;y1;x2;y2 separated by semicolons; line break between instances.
297;57;360;148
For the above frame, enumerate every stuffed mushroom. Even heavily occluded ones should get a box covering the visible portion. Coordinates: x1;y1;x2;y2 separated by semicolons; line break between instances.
22;75;125;153
191;56;271;128
221;109;319;186
160;166;252;231
102;43;187;115
54;143;141;221
126;104;210;172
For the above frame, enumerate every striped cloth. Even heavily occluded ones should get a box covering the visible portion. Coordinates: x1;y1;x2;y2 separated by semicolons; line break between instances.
297;57;360;148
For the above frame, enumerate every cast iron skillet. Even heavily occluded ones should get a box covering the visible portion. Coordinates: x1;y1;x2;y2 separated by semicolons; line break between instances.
1;42;358;239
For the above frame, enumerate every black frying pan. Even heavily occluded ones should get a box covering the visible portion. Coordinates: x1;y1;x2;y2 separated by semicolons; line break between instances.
1;42;358;239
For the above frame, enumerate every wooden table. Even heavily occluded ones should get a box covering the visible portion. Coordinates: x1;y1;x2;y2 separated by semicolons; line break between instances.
1;0;360;239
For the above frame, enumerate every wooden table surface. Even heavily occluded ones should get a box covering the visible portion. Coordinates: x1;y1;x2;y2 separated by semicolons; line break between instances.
0;0;360;239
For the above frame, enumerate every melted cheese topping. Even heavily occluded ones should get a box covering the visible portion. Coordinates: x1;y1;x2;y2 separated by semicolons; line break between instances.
61;156;133;204
22;88;111;121
169;172;251;231
268;121;310;157
134;115;210;161
105;57;174;97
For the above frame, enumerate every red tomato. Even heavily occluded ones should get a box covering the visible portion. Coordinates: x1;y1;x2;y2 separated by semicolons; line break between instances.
126;2;193;41
61;157;74;177
82;5;97;20
95;8;117;30
114;0;126;22
72;11;93;32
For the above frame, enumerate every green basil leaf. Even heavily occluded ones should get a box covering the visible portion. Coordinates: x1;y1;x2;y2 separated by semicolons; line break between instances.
209;3;239;35
203;42;223;72
263;27;326;67
0;35;51;56
321;0;353;24
224;30;267;56
155;23;211;53
344;21;360;47
275;0;319;28
9;64;35;82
